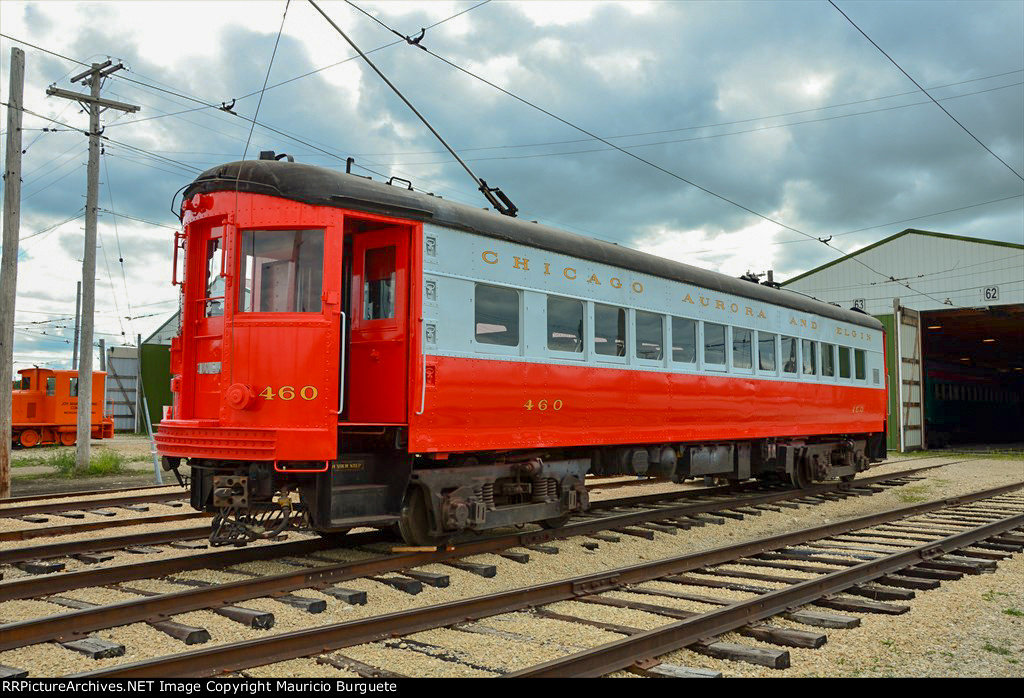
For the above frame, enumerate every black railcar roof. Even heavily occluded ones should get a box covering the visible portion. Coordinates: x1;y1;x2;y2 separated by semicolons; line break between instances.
185;160;883;331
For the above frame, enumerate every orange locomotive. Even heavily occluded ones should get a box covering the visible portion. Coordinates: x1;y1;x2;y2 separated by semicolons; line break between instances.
158;155;888;547
12;368;115;448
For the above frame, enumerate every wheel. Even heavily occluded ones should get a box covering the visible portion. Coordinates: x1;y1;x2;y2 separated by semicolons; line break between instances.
398;487;450;547
790;456;812;489
18;430;39;448
539;513;571;529
60;432;76;447
840;473;856;483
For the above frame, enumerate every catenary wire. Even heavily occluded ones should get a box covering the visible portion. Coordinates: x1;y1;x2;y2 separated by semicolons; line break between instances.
829;0;1023;183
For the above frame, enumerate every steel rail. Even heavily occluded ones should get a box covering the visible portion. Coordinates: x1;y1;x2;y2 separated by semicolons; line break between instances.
70;481;1023;678
0;464;954;647
0;490;187;518
0;537;341;603
591;462;953;510
513;511;1024;676
584;455;946;490
0;483;180;506
0;524;215;564
0;511;208;543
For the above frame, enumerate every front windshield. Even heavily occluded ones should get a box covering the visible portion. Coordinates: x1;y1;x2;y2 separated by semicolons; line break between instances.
238;229;324;313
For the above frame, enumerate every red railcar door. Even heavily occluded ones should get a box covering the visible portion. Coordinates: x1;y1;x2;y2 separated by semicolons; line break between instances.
228;222;343;460
348;228;409;423
184;221;227;420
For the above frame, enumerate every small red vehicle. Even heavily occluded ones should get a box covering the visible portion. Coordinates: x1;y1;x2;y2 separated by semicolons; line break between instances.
158;155;887;546
12;368;115;448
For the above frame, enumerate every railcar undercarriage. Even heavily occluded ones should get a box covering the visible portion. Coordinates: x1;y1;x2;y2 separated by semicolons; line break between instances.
174;432;882;547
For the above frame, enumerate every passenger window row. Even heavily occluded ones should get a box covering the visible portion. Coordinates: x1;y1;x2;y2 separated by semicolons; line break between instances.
935;383;1020;403
472;283;872;382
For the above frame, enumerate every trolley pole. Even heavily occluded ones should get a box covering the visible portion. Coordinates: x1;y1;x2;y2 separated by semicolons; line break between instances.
47;62;138;473
1;47;26;498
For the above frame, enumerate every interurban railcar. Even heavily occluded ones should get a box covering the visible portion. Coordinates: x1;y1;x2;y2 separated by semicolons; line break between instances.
156;156;887;546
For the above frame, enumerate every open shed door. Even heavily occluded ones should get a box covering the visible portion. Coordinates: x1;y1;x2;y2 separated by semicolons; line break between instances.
894;299;925;451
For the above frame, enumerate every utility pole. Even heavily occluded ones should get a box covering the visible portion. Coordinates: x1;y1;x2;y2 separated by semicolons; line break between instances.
72;281;81;368
1;47;26;498
47;62;138;473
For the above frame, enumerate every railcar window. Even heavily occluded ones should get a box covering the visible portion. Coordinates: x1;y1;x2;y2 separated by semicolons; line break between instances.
547;296;584;353
704;322;726;367
46;376;56;396
672;317;697;363
635;311;664;360
69;377;78;397
802;339;817;375
854;349;866;380
364;247;396;320
838;346;852;379
238;230;324;313
781;336;798;374
822;343;835;377
205;238;224;317
594;304;626;356
733;328;753;369
758;332;777;371
20;377;30;390
474;284;520;347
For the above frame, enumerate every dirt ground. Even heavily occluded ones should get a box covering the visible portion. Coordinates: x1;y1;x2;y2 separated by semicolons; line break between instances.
8;434;172;496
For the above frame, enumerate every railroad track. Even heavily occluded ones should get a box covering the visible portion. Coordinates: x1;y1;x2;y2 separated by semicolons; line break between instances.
583;454;948;493
0;464;942;586
0;512;207;545
0;464;973;672
0;489;188;520
65;481;1023;678
0;461;952;573
0;483;180;506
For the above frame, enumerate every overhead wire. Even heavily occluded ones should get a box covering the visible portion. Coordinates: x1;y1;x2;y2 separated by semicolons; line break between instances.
240;0;291;163
347;68;1024;157
828;0;1024;183
684;193;1024;256
371;81;1024;167
101;153;133;339
342;0;970;307
308;0;518;216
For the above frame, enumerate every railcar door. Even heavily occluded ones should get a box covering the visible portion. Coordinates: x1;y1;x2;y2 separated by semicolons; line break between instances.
347;227;409;424
228;220;344;460
183;220;227;421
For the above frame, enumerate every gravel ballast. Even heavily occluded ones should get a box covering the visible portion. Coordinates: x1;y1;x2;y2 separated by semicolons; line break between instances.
0;457;1019;677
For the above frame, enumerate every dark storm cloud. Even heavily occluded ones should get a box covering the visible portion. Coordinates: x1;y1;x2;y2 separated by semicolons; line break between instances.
7;0;1024;286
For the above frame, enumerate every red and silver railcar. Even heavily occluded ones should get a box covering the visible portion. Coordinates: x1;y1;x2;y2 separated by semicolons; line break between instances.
157;155;887;545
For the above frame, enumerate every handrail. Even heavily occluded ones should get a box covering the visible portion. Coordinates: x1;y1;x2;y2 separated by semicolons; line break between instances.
171;231;185;286
337;311;347;414
415;318;426;416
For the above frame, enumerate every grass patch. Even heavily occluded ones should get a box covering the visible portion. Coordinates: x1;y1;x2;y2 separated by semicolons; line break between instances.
49;450;129;478
950;450;1024;461
983;590;1011;602
1004;608;1024;618
982;643;1012;656
894;483;933;503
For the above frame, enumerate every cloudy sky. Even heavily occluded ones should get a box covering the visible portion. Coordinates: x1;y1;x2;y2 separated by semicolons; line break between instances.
1;0;1022;371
